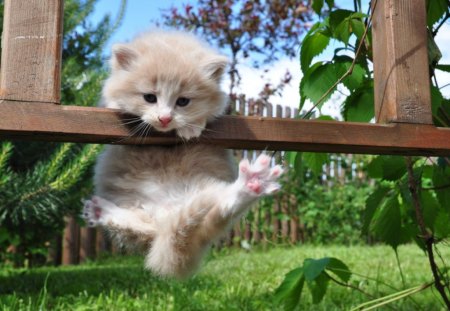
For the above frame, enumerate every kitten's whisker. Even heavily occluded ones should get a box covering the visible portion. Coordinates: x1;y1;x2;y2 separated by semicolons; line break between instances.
115;122;148;144
183;123;221;135
137;123;151;145
119;117;142;122
120;119;143;126
141;123;153;145
114;116;143;129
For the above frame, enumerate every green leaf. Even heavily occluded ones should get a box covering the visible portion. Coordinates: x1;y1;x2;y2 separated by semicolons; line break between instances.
363;186;391;234
307;273;329;304
367;156;406;181
427;0;448;27
436;64;450;72
342;81;374;122
312;0;324;15
435;209;450;238
428;32;442;65
436;99;450;127
274;267;305;311
367;156;383;179
303;257;330;281
329;9;354;34
350;19;365;40
431;85;444;116
301;62;338;106
303;152;329;175
420;191;440;231
382;156;407;181
371;195;411;249
301;30;330;72
326;258;352;283
299;61;323;110
432;166;450;212
325;0;334;9
334;56;366;91
286;151;303;175
329;10;367;45
315;115;336;121
334;18;352;45
286;151;297;167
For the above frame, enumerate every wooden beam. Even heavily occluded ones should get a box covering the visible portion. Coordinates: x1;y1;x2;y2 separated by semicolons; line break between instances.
372;0;432;124
0;101;450;156
0;0;63;103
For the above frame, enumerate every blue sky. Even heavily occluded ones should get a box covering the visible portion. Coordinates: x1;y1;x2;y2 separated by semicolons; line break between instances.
90;0;183;53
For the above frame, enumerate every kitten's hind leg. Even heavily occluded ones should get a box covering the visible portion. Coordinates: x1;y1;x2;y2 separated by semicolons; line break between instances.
146;154;282;278
83;196;156;237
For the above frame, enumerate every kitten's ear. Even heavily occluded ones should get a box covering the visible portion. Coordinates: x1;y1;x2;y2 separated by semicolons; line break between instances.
202;55;229;81
111;44;138;71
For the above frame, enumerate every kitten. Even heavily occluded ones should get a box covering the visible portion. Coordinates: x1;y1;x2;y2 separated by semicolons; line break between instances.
83;30;283;279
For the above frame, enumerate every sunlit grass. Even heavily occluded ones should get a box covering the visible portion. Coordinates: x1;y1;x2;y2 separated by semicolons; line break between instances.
1;244;448;310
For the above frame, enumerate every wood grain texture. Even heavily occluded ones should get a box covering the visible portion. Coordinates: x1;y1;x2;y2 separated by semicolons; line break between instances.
0;101;450;156
372;0;432;124
0;0;63;103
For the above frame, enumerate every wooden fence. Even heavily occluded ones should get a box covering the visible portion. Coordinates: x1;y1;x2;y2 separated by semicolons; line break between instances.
55;99;367;265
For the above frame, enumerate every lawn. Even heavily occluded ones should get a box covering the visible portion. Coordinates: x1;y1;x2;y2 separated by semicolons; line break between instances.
0;244;448;310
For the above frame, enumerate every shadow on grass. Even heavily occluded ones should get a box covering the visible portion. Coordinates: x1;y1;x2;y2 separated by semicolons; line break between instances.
0;260;280;310
1;264;219;295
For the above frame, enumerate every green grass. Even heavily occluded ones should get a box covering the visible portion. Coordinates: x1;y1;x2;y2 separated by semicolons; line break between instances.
0;244;448;310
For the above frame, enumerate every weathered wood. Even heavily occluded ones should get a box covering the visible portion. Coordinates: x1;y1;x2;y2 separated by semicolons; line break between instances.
62;216;80;265
0;102;450;156
80;227;96;262
0;0;63;103
372;0;432;124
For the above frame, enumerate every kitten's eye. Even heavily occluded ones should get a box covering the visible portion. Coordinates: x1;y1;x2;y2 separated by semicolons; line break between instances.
143;93;157;103
176;97;190;107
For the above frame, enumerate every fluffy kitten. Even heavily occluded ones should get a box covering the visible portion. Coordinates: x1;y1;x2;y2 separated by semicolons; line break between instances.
83;30;283;279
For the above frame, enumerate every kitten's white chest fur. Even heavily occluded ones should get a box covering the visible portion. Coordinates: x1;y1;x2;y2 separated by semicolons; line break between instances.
83;30;283;278
94;144;236;218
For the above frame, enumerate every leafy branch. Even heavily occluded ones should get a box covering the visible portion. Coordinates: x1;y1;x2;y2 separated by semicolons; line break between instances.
406;157;450;309
302;0;377;119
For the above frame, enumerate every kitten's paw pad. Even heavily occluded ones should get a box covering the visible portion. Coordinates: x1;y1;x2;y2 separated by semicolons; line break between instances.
239;154;283;196
82;196;112;227
177;126;204;140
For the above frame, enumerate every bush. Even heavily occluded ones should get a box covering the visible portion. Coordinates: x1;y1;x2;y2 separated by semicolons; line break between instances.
298;180;372;244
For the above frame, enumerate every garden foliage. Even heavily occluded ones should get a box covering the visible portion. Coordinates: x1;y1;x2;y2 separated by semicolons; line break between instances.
275;0;450;309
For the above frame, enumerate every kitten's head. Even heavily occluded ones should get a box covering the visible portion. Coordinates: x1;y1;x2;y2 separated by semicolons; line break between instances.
101;30;229;140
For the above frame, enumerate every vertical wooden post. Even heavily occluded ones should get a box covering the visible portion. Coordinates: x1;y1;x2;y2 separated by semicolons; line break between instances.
372;0;432;124
62;216;80;265
0;0;63;103
80;227;97;262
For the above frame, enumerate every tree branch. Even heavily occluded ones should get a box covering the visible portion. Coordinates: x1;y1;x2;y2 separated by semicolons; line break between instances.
405;156;450;309
326;271;376;299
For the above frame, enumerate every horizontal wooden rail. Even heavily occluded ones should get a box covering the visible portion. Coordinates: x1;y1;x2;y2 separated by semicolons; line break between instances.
1;101;450;156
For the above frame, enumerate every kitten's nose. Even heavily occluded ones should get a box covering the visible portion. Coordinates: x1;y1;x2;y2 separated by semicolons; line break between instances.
158;116;173;127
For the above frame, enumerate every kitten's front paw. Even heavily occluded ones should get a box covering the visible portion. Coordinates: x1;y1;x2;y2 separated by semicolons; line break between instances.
177;126;203;140
82;196;112;227
238;154;283;196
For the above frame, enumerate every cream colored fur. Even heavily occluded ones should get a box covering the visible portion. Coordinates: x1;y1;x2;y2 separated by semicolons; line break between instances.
83;30;282;279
